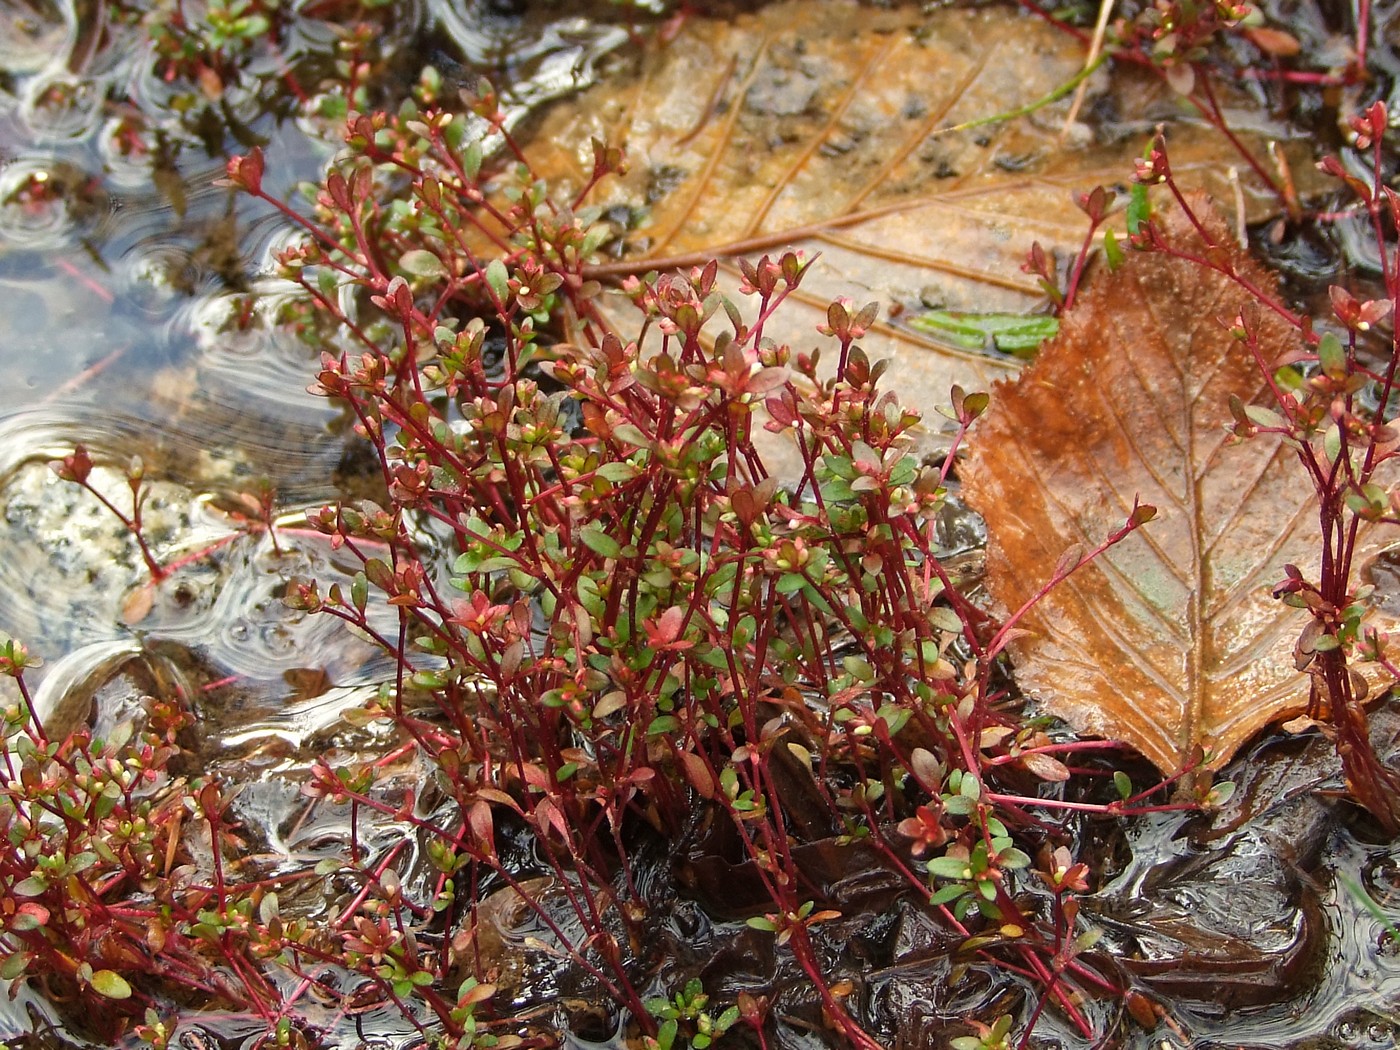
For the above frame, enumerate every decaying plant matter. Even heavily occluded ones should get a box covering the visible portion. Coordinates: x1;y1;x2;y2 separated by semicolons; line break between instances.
963;199;1400;781
1114;107;1400;831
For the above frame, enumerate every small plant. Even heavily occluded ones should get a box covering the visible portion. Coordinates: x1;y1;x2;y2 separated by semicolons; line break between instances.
951;1013;1015;1050
52;444;167;583
0;640;278;1039
643;978;739;1050
116;0;278;100
1025;0;1369;227
12;4;1380;1045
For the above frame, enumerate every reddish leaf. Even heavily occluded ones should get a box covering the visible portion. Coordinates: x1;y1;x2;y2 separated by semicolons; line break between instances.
745;366;791;396
1020;752;1072;783
644;605;692;650
468;800;495;856
677;751;717;799
962;201;1396;773
225;147;264;194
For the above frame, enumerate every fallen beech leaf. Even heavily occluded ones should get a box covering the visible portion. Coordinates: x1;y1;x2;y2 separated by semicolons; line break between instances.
519;0;1316;424
962;201;1394;773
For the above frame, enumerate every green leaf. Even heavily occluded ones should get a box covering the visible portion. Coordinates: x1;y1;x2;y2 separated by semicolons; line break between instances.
580;526;623;559
612;423;650;448
90;970;132;1000
485;259;510;302
1243;404;1286;429
400;249;446;278
929;883;967;905
927;856;973;880
1317;332;1347;378
1103;227;1124;270
943;794;977;816
996;847;1032;870
647;715;680;736
12;876;46;897
0;952;30;980
10;907;47;931
776;573;807;594
1113;770;1132;800
910;310;1058;356
819;477;855;502
595;462;638;482
1127;181;1150;236
461;140;483;181
1204;779;1236;807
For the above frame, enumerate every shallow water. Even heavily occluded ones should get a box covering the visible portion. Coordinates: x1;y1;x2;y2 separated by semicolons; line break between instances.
2;1;1400;1048
0;2;633;1044
0;0;641;721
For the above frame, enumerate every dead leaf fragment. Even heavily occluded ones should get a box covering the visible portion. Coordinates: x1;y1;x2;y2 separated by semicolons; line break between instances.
518;0;1312;425
962;201;1392;773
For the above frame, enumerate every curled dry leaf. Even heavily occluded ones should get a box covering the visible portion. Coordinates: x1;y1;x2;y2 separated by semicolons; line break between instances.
519;0;1313;423
962;200;1395;773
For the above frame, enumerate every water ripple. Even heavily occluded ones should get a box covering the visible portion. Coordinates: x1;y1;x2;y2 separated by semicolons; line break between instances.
18;70;102;142
0;0;75;76
0;156;111;250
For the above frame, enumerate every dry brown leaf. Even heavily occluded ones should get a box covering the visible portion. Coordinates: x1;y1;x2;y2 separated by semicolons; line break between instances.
961;202;1393;773
519;0;1314;419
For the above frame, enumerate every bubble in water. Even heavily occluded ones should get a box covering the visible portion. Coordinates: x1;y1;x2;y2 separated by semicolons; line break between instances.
1363;853;1400;907
97;113;157;188
121;240;201;316
0;158;109;249
20;71;101;141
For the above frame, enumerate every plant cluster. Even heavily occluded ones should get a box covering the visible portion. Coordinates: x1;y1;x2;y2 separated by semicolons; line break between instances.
0;629;522;1048
0;641;276;1031
77;0;413;189
15;4;1400;1049
1127;102;1400;832
1021;0;1368;224
209;84;1208;1048
108;0;391;99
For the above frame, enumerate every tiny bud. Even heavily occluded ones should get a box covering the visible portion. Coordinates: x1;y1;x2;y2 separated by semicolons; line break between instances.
224;148;265;194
